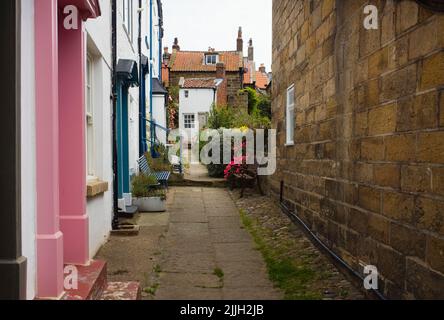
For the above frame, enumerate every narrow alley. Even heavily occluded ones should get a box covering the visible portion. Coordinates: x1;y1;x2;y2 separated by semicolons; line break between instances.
2;0;444;306
97;165;363;300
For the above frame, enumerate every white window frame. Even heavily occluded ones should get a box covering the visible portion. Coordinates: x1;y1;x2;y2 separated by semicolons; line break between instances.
286;85;295;146
205;54;218;65
86;54;95;179
184;114;196;129
123;0;133;43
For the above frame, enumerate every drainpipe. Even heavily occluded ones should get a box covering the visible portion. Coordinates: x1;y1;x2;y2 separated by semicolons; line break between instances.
138;0;144;156
149;0;154;156
111;0;119;230
158;2;162;83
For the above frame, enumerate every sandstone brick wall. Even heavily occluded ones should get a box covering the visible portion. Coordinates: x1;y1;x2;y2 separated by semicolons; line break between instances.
169;70;244;106
270;0;444;299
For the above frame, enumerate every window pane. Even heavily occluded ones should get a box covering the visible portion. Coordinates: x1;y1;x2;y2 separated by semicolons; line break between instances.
286;86;295;144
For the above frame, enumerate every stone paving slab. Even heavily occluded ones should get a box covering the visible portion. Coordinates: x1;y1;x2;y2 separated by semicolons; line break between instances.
208;217;242;229
210;228;253;243
158;272;222;288
214;243;264;262
154;187;282;300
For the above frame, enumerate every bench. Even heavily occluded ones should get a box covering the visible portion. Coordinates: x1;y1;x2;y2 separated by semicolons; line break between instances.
138;155;171;188
230;163;264;198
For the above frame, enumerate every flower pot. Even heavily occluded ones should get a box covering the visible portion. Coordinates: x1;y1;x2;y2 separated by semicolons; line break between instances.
133;197;166;212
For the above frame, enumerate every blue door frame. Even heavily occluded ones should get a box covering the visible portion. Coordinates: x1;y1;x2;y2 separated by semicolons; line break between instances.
117;81;130;198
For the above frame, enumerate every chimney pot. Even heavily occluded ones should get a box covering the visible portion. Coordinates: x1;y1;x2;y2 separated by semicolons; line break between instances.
237;26;243;52
259;63;266;73
172;38;180;52
248;38;254;61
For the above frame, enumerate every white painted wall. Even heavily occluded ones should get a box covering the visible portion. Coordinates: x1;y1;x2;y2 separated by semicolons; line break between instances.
21;0;37;300
85;1;114;258
116;0;163;175
117;0;141;178
179;88;215;145
152;94;167;145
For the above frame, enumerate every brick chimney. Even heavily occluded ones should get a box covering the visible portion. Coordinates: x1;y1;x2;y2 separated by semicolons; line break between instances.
216;62;226;79
216;63;228;106
237;27;243;52
248;38;254;61
259;63;266;73
163;47;171;64
172;37;180;52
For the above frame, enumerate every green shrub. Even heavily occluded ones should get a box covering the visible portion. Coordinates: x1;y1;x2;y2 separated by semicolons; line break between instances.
131;174;165;199
241;87;272;119
145;148;172;172
208;104;236;129
208;104;270;130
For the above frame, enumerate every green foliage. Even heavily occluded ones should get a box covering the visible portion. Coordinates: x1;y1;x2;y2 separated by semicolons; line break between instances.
213;267;224;279
145;148;172;172
207;105;270;130
131;174;166;199
241;87;272;119
208;104;236;129
239;209;322;300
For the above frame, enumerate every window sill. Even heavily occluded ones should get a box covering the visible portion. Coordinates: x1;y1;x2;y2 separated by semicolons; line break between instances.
285;142;295;147
87;180;109;198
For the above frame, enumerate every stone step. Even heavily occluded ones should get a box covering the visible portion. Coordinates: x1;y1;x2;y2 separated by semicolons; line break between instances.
170;178;226;188
100;282;141;300
63;260;107;300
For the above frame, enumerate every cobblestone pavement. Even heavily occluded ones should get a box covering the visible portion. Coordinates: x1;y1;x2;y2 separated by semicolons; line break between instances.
232;189;365;300
154;187;283;300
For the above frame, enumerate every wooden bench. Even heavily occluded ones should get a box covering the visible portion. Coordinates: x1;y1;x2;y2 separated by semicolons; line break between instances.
138;155;171;188
230;163;264;198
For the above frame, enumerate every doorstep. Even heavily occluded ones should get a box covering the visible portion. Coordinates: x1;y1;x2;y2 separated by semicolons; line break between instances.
62;260;141;300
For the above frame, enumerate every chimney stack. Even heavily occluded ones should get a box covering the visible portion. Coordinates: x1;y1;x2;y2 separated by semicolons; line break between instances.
259;63;266;73
248;39;254;61
163;47;171;64
216;62;226;79
172;38;180;52
237;27;243;52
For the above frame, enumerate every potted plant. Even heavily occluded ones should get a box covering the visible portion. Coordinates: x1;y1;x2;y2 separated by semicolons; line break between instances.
131;174;167;212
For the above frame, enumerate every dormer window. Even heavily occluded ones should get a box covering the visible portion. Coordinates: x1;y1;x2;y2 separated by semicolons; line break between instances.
205;54;218;65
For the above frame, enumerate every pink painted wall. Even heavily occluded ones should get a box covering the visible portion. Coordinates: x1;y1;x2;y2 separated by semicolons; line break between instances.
34;0;102;298
58;11;89;266
35;0;64;299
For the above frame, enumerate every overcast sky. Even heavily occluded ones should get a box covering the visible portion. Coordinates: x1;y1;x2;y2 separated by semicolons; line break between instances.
162;0;272;72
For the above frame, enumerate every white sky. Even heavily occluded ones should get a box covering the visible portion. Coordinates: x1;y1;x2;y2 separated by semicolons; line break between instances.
162;0;272;72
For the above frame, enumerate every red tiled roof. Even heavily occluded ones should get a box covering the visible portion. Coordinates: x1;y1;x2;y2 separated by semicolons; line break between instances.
255;71;270;90
169;51;243;72
182;78;217;89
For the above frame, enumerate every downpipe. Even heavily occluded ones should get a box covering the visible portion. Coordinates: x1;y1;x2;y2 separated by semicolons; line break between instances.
111;0;119;230
279;182;386;300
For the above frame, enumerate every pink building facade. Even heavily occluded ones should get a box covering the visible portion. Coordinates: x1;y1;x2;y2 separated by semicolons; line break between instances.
34;0;101;299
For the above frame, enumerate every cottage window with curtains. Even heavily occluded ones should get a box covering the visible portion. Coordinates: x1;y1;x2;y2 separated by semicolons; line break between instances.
86;54;95;178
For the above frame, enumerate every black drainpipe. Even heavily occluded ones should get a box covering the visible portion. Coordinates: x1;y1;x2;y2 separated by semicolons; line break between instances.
111;0;119;230
138;0;143;157
279;181;386;300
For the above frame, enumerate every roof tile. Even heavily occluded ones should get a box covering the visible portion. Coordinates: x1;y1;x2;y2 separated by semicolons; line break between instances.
170;51;243;72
